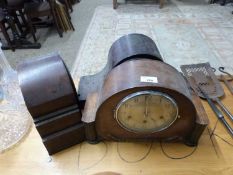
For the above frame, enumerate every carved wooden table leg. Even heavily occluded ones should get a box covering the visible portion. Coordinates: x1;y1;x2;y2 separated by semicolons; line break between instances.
159;0;164;9
0;5;41;50
113;0;118;9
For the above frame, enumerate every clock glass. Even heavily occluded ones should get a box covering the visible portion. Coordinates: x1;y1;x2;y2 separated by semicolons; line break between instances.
115;91;178;133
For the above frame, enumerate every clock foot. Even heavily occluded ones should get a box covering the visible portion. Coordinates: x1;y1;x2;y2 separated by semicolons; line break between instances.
87;140;100;144
85;123;98;144
184;140;197;147
184;124;207;147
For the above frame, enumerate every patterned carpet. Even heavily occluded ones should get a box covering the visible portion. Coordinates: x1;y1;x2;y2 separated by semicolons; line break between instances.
72;2;233;84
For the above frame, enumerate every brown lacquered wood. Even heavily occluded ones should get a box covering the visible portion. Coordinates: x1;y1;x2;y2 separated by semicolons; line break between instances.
35;107;81;137
94;59;198;142
108;33;163;68
17;54;84;155
42;123;85;155
78;34;163;104
82;92;99;123
185;86;209;145
17;54;79;118
82;92;99;143
80;34;208;145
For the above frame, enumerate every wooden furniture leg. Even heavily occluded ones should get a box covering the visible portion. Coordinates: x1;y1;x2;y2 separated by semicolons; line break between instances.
67;0;73;12
112;0;164;9
26;15;37;42
53;10;63;37
113;0;117;9
159;0;164;9
0;1;41;50
18;9;27;26
0;22;14;51
11;11;23;34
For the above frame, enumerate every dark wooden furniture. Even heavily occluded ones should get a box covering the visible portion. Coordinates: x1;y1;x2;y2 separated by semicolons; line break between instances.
59;0;73;13
113;0;165;9
108;33;163;68
0;0;41;50
0;0;32;50
5;0;26;35
24;0;63;39
0;9;14;50
17;54;83;155
24;0;75;39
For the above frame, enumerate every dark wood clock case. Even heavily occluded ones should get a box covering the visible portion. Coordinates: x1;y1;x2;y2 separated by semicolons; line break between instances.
17;54;85;154
17;34;209;155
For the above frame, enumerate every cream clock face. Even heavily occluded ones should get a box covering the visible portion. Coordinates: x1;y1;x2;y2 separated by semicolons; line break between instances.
115;91;178;133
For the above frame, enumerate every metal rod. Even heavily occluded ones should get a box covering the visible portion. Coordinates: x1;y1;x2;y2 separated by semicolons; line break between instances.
221;118;233;135
198;86;233;137
214;98;233;122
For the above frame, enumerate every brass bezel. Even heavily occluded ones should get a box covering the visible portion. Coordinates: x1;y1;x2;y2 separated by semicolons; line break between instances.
114;91;179;133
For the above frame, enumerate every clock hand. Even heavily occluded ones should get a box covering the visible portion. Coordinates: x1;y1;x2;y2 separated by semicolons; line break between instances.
145;95;148;118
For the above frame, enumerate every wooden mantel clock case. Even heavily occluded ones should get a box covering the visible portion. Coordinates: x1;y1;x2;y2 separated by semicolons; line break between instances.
18;34;208;155
80;34;208;146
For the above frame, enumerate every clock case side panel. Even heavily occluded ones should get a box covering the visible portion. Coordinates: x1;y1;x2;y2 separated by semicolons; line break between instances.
184;88;209;146
17;54;85;155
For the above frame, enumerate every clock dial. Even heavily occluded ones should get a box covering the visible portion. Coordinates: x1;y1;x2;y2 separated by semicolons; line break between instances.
115;91;178;133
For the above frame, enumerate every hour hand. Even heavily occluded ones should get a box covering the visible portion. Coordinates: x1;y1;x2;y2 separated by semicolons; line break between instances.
144;96;149;118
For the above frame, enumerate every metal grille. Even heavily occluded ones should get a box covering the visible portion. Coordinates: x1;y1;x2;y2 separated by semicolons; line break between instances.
180;62;224;99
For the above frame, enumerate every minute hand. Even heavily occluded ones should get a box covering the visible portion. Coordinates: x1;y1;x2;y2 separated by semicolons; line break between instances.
145;96;148;117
